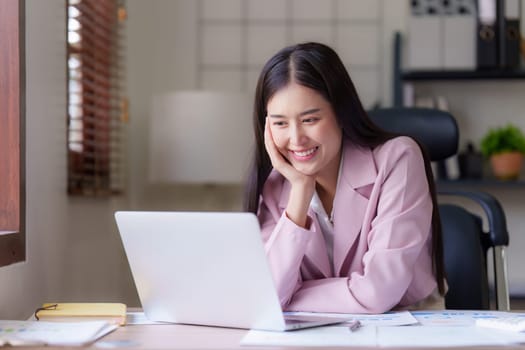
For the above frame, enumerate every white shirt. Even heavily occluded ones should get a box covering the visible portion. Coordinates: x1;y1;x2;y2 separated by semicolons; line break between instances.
310;192;335;275
309;153;344;276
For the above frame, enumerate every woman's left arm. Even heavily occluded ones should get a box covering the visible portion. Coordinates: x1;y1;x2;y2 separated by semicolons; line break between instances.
286;139;435;313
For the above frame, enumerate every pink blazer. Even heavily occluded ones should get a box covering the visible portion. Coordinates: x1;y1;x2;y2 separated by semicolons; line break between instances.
258;136;438;313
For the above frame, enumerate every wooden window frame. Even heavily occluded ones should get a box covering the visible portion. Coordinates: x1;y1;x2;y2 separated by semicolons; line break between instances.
0;0;26;267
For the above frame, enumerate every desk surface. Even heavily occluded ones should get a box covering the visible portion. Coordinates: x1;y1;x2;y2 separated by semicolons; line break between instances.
65;323;525;350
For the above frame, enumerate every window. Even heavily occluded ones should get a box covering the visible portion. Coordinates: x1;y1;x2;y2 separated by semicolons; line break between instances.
0;0;26;267
67;0;127;196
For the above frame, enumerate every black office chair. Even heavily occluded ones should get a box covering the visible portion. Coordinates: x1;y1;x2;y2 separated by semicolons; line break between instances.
368;107;510;310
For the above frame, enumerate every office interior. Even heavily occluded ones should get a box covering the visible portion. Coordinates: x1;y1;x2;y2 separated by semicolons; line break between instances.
2;0;525;319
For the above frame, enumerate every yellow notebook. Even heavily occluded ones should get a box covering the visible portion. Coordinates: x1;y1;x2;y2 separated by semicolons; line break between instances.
35;303;127;326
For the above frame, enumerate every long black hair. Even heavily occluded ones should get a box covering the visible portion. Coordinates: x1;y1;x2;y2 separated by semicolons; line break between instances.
243;42;445;295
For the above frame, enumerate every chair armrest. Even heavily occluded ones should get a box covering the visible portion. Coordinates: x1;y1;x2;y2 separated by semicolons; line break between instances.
438;190;509;246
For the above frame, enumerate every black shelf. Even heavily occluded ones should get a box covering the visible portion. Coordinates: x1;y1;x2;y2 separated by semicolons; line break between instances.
391;32;525;106
437;179;525;189
401;69;525;81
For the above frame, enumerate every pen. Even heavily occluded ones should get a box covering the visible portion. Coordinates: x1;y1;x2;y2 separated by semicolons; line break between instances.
347;319;361;332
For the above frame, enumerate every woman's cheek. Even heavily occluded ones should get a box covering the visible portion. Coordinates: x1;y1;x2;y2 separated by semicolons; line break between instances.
271;136;287;158
278;148;289;161
275;145;291;164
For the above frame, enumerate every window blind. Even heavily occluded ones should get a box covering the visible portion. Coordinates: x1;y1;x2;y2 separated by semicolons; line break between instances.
67;0;127;196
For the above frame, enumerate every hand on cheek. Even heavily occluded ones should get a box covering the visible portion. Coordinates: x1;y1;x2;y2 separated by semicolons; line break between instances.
265;117;315;228
265;117;297;179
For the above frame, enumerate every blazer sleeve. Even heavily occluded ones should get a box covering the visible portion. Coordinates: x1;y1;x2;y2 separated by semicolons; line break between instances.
257;180;317;307
286;139;434;313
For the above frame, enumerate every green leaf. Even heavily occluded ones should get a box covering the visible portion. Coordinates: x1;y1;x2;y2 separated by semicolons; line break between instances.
480;124;525;157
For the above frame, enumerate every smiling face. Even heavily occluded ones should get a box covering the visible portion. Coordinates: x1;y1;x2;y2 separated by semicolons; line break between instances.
266;82;343;182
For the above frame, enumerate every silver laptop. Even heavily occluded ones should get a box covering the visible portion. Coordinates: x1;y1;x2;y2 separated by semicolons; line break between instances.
115;211;349;331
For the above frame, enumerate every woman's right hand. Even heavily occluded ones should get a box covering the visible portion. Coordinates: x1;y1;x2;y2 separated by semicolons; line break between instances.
265;117;315;228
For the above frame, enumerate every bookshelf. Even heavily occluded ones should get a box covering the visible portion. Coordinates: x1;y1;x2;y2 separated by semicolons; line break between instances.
393;32;525;106
392;32;525;188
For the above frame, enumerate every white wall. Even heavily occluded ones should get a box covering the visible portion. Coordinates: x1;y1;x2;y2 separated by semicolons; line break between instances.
126;0;401;211
0;0;69;319
0;0;138;319
126;0;245;211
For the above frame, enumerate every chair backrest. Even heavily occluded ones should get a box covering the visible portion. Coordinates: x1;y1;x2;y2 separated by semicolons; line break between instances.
368;107;510;310
368;107;458;161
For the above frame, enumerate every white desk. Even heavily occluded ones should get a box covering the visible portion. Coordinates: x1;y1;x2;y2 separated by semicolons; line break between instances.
17;309;525;349
82;323;525;350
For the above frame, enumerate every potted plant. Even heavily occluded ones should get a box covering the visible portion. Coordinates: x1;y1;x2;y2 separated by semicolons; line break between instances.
480;124;525;180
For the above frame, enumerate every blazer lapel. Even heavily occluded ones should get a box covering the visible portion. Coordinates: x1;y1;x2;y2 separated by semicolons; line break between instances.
333;142;377;275
278;181;332;278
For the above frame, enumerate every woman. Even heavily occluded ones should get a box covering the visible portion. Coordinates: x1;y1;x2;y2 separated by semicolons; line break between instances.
244;42;446;313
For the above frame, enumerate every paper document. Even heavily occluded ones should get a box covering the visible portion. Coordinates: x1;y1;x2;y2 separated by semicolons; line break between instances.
377;325;525;347
411;310;524;326
284;310;418;326
0;320;117;346
242;325;525;347
241;325;378;347
243;310;525;347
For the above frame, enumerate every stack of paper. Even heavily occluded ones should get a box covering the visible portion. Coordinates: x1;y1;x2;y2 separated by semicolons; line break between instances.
0;320;117;347
242;311;525;347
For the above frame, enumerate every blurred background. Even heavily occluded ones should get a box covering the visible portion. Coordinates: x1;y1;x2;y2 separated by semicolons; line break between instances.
1;0;525;318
